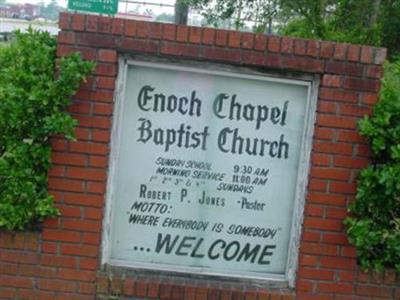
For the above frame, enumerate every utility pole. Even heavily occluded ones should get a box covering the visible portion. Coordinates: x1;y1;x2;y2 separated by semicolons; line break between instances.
175;0;189;25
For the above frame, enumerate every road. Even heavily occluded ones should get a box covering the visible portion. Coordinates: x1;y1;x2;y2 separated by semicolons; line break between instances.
0;17;59;35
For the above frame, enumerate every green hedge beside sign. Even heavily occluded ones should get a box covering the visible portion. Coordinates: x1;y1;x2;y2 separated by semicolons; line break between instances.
345;60;400;273
68;0;119;15
0;29;94;230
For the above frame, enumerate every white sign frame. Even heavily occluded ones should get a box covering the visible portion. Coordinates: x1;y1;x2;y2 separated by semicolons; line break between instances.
101;57;319;288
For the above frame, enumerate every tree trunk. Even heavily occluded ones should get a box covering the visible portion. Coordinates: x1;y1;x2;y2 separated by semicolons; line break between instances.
175;0;189;25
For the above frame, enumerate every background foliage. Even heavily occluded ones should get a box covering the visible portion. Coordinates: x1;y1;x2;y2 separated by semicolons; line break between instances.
345;59;400;272
184;0;399;58
0;29;94;230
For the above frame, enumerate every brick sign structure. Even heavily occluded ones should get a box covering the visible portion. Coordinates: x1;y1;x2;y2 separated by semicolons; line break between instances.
0;12;399;300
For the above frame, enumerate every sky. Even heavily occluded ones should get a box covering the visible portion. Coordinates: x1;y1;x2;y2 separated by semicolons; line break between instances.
5;0;176;8
6;0;67;6
5;0;176;15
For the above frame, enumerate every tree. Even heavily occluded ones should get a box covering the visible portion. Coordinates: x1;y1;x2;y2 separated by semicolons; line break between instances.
185;0;279;32
40;0;63;21
278;0;399;57
278;0;335;39
184;0;399;57
327;0;381;44
277;0;381;43
379;0;400;58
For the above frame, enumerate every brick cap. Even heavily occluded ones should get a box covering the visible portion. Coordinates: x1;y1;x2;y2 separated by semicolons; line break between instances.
59;12;387;66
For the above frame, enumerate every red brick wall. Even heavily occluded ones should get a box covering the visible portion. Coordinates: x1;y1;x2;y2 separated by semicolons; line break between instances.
0;12;399;300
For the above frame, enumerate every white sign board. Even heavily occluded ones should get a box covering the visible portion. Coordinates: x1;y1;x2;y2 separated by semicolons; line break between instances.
104;60;316;284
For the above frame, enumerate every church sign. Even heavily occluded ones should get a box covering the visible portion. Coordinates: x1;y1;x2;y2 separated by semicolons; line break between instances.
102;60;317;285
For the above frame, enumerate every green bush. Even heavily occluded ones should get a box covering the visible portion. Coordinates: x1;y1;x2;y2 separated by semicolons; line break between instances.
0;29;94;230
345;59;400;272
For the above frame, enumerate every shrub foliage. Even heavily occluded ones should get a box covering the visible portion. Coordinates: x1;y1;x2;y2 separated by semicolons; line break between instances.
0;29;94;230
345;59;400;272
